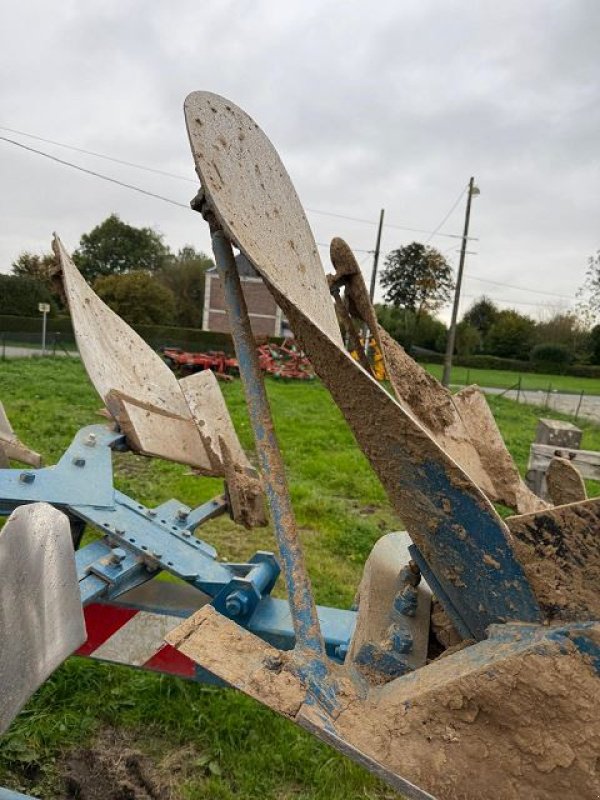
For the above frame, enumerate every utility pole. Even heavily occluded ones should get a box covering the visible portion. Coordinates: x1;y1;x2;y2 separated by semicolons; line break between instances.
369;209;385;301
441;178;479;387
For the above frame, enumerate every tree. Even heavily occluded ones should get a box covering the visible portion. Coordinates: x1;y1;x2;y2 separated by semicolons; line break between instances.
94;272;176;326
462;297;498;338
380;242;453;313
485;310;536;360
589;324;600;365
376;305;447;352
157;246;213;328
380;242;453;349
0;274;56;317
534;312;586;359
12;251;56;284
577;249;600;327
73;214;171;280
455;321;481;356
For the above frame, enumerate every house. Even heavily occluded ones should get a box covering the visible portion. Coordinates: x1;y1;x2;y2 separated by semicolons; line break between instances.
203;253;289;337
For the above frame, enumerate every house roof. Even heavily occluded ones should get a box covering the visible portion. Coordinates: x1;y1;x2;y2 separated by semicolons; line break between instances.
207;252;260;278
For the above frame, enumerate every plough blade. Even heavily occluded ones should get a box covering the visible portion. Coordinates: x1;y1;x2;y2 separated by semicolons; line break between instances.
168;605;600;800
0;504;85;733
328;236;545;515
545;456;587;505
184;90;541;640
507;497;600;622
0;402;42;468
53;236;265;526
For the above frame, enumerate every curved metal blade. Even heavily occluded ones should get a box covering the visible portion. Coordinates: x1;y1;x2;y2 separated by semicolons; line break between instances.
328;237;544;515
0;401;42;468
0;503;85;733
184;91;541;638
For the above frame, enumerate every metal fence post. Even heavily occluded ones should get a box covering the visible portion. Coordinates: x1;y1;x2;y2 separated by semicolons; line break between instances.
575;390;584;420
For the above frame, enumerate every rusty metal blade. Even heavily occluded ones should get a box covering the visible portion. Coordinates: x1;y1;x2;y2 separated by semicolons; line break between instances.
184;91;541;638
0;401;42;468
0;503;86;733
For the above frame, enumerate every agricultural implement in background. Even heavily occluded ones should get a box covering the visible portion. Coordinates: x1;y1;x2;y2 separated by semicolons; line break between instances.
1;92;599;800
161;345;238;377
161;340;314;381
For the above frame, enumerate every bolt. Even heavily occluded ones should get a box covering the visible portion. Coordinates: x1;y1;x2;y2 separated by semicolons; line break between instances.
146;509;156;518
401;563;421;588
84;433;97;447
225;591;250;618
151;551;162;560
72;457;86;467
19;472;35;484
176;508;189;521
394;585;419;616
263;654;283;671
388;626;413;654
181;530;192;537
335;643;349;661
109;547;127;565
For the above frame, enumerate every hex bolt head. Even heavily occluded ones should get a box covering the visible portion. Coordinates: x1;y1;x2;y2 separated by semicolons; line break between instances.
84;433;97;447
176;508;189;521
389;626;413;654
335;643;349;661
225;591;250;618
146;509;157;518
19;472;35;484
394;585;419;616
109;547;127;565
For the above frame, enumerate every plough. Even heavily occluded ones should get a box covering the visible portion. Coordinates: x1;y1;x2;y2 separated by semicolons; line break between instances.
1;91;599;800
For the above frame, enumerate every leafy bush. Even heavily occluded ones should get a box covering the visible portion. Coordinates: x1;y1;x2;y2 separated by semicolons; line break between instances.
0;275;56;317
530;343;573;374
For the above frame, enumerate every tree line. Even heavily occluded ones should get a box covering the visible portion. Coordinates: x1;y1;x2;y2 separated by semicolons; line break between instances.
2;216;599;370
375;242;600;370
0;214;214;328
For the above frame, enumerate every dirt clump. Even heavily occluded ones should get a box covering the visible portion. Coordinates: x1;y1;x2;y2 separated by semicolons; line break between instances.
61;728;192;800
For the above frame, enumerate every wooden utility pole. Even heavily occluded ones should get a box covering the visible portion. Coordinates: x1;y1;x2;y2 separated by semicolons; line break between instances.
442;178;478;387
369;209;385;301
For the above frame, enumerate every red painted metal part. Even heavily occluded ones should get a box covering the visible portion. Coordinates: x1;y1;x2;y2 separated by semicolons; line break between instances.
76;603;197;679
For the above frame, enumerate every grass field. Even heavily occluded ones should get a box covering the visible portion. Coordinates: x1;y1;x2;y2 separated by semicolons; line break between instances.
424;362;600;395
1;359;600;798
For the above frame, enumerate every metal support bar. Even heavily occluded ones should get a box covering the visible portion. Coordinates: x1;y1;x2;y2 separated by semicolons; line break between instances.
211;231;326;662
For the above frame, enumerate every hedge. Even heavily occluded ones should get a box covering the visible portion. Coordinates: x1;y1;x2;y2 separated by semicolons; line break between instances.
413;350;600;379
0;315;283;354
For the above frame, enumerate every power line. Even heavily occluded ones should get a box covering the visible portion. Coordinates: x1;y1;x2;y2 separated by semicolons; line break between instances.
0;135;371;263
426;184;467;243
462;293;573;309
466;274;576;300
0;135;191;210
1;125;475;241
0;125;197;184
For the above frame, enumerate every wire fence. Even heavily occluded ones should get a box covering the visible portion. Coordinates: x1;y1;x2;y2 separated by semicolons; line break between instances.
485;375;597;422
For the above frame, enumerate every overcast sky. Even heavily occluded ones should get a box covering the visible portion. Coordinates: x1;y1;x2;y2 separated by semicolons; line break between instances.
1;0;598;321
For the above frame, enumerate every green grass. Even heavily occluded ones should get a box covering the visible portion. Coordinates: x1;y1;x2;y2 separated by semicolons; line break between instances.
1;359;599;798
424;362;600;395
